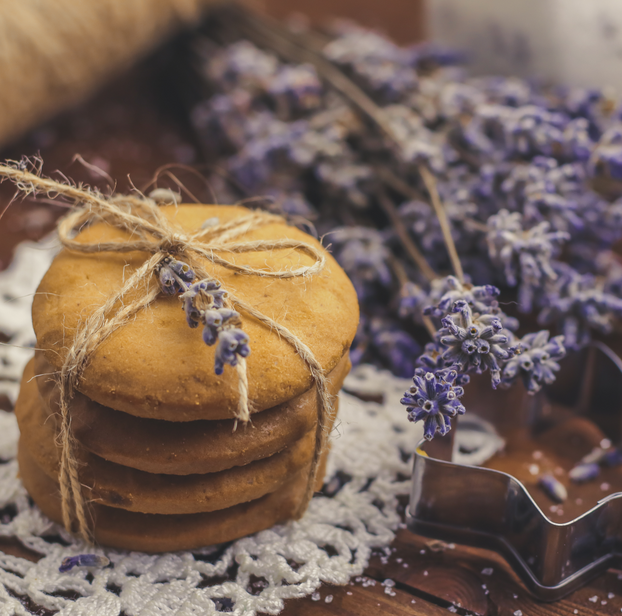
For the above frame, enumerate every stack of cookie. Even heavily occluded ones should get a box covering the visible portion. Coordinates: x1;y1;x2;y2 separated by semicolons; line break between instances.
16;204;358;552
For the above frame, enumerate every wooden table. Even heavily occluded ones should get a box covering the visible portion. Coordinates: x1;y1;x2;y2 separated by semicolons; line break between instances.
2;53;622;616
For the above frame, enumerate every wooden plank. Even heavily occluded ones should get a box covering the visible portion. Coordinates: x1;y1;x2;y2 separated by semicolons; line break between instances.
367;529;622;616
280;578;449;616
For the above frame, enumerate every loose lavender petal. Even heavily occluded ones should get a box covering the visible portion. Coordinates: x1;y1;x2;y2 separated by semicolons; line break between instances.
538;474;568;503
59;554;110;573
569;463;600;483
602;448;622;467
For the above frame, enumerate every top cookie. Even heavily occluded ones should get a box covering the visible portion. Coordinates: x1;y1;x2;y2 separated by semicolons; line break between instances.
32;204;358;420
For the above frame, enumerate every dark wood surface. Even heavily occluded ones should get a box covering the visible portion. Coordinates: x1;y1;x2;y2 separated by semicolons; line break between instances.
2;33;622;616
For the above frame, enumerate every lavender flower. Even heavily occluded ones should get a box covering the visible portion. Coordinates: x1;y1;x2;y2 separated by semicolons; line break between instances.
315;159;373;208
330;227;393;299
180;280;250;374
207;40;278;93
538;265;622;348
384;105;446;171
157;257;195;295
268;64;323;114
214;326;251;375
569;463;600;483
538;474;567;503
563;117;594;161
503;105;567;158
415;341;471;386
501;158;585;234
323;26;417;102
59;554;110;573
399;193;477;256
191;89;252;155
487;210;569;312
182;280;226;328
589;124;622;180
501;330;566;393
369;318;421;378
423;275;500;319
399;281;430;323
438;303;514;387
400;370;466;440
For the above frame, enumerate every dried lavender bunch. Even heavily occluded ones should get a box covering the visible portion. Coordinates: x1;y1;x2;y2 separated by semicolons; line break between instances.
187;18;622;408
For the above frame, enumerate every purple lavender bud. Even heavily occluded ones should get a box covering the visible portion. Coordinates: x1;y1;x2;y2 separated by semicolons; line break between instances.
214;328;251;375
59;554;110;573
158;266;177;295
401;369;466;440
538;474;568;503
184;301;202;329
202;310;224;346
569;462;600;483
437;303;514;387
501;330;566;393
169;260;195;284
157;258;195;296
602;448;622;467
580;447;607;465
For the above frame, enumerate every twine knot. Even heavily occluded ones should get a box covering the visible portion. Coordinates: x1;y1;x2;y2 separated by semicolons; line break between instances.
158;232;188;254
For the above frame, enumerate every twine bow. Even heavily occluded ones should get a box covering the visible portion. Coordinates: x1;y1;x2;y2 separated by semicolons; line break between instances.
0;161;335;543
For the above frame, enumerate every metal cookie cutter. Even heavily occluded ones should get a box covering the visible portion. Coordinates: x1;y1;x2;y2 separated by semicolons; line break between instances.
407;341;622;601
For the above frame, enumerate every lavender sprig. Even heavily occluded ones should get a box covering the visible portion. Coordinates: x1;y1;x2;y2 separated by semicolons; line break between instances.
158;265;251;375
501;330;566;393
423;275;500;319
486;209;570;312
438;303;515;388
400;370;466;440
538;264;622;349
157;257;195;295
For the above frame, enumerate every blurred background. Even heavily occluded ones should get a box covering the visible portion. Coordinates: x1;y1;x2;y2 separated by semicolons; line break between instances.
1;0;621;268
0;0;421;268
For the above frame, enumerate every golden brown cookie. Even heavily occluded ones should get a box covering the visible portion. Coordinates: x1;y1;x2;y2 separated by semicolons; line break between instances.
32;352;350;474
32;204;359;421
18;443;328;552
17;377;336;514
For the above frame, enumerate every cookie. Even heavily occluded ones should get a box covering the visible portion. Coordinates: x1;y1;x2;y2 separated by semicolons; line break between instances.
32;204;359;420
17;374;337;514
18;443;329;552
32;352;350;474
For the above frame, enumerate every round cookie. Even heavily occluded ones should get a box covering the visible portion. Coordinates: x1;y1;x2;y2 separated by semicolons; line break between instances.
32;352;350;474
17;376;335;514
18;443;329;552
32;204;359;421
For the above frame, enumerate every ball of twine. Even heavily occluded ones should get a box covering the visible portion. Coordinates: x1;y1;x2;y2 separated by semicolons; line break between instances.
0;0;222;148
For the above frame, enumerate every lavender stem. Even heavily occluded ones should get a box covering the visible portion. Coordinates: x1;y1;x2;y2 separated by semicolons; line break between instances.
419;164;465;284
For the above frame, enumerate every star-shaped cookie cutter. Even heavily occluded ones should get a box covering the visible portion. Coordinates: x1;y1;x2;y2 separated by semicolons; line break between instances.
407;341;622;601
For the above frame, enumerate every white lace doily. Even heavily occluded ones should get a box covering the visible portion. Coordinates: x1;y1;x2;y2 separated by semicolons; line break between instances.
0;238;423;616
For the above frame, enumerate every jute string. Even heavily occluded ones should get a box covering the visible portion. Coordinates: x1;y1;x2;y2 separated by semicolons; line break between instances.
0;162;335;544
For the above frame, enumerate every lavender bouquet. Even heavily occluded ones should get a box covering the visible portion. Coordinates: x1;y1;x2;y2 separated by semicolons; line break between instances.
181;9;622;442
